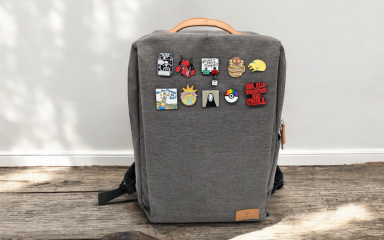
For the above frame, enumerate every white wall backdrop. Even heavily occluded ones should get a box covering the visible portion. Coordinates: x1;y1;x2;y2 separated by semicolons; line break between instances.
1;0;383;166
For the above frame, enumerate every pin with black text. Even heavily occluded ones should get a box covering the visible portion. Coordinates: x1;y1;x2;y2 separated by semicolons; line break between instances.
202;58;219;87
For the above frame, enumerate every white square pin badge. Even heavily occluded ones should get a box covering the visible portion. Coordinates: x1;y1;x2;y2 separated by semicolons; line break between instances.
202;58;219;87
156;88;177;110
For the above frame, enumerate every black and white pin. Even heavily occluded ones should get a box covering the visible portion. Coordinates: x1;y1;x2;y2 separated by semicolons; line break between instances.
157;53;173;77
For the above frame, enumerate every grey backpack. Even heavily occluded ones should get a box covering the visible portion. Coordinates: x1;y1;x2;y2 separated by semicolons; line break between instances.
98;18;286;223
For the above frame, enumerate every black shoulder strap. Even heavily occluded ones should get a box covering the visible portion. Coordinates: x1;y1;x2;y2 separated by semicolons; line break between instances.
271;165;284;195
98;162;137;205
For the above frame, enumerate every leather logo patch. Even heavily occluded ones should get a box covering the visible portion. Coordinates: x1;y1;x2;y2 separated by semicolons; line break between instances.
236;209;260;221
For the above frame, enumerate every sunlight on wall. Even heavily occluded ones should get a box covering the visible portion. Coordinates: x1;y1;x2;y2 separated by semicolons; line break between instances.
2;80;91;154
231;204;373;239
61;103;83;147
9;89;89;152
88;0;110;53
48;3;65;47
49;9;63;32
87;0;141;52
2;78;25;122
0;4;17;47
0;0;176;166
113;0;139;40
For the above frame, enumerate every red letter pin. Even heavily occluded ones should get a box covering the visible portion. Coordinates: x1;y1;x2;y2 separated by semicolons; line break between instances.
245;82;267;106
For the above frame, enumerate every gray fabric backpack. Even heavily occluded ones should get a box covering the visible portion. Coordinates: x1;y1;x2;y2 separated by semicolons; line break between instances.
98;18;286;223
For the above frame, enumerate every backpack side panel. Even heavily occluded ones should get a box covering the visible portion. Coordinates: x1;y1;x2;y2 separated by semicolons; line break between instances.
266;45;286;208
128;44;151;217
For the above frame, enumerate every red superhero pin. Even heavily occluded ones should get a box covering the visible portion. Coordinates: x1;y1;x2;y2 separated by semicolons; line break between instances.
176;55;195;78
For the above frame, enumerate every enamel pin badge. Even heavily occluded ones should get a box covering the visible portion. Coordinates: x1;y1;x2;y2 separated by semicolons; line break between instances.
224;89;239;103
176;56;195;78
202;58;219;75
228;57;245;77
245;82;267;107
157;53;173;76
202;90;219;107
156;88;178;110
211;78;218;87
248;59;266;72
180;85;198;106
202;58;219;87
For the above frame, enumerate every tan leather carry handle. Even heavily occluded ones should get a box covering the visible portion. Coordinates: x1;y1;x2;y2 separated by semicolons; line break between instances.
168;17;244;35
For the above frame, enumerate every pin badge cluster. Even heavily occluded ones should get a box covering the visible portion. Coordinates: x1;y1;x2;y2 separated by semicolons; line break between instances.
156;52;269;108
158;53;267;77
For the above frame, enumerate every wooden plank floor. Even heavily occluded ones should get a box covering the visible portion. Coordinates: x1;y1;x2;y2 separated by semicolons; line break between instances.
0;163;383;240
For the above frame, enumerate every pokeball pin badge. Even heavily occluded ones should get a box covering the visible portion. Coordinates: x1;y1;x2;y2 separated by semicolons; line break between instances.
224;89;239;103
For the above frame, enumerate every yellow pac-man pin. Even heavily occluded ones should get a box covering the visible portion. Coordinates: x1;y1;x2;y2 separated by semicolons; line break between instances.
248;60;266;72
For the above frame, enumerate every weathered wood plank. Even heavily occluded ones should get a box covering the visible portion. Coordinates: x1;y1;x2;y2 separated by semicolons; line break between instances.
0;163;383;239
1;163;384;194
101;231;160;240
0;166;128;193
0;191;383;239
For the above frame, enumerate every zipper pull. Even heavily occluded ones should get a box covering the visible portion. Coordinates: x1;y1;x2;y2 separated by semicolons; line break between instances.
280;119;286;150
